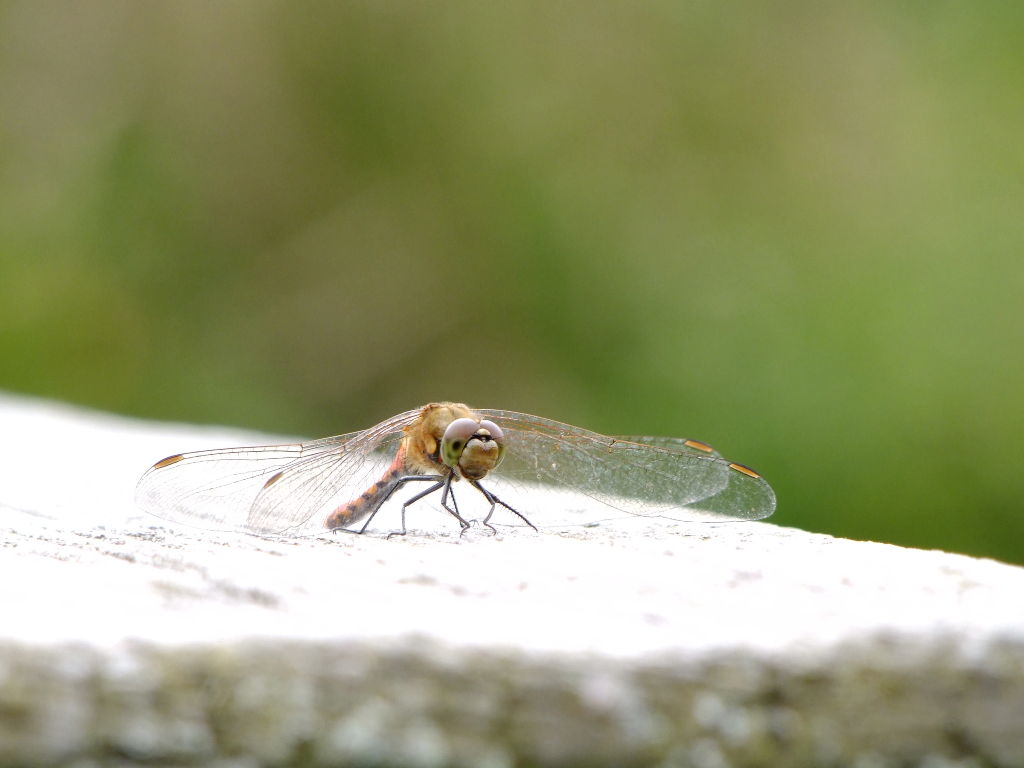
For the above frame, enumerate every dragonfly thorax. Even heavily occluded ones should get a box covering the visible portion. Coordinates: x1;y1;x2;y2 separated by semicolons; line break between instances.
400;402;506;481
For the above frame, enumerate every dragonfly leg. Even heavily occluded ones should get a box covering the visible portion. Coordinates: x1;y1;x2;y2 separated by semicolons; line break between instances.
439;474;472;534
383;479;441;538
350;475;442;535
446;481;463;520
333;472;468;537
471;480;537;533
387;473;469;537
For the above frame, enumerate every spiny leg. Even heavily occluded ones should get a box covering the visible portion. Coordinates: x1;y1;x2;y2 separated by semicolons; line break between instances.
438;473;471;533
445;480;462;521
471;480;537;533
441;480;478;538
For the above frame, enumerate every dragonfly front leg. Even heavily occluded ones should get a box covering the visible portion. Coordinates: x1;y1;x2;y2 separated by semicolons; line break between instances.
445;479;463;521
438;473;471;534
471;480;537;533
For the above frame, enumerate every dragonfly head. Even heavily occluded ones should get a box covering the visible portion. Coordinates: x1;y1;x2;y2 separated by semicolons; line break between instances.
441;417;506;480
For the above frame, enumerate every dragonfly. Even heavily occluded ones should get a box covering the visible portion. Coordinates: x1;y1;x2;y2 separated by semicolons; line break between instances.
135;402;775;537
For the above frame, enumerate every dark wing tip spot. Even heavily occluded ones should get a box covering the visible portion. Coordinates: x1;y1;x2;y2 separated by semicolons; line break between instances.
264;471;285;489
154;454;185;469
728;462;761;479
684;439;715;453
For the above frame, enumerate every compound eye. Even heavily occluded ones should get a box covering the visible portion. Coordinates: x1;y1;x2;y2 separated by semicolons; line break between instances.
441;418;481;467
479;420;504;442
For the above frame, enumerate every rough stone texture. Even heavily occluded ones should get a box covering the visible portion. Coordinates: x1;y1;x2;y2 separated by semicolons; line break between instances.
2;392;1023;767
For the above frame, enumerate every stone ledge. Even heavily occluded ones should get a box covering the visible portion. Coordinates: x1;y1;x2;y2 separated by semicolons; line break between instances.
2;393;1023;766
1;637;1022;767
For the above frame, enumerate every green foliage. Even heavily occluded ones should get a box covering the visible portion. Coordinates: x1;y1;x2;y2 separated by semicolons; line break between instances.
2;2;1023;561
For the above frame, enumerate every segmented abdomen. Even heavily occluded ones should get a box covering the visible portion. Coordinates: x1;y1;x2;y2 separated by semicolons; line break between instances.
323;447;407;530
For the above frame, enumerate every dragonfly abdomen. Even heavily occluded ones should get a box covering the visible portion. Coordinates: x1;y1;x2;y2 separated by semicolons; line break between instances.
324;447;407;530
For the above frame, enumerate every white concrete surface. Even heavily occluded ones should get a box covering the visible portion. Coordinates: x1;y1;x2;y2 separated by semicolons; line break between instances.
2;392;1023;767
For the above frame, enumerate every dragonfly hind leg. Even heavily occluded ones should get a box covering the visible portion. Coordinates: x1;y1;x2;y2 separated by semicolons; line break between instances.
471;480;538;533
345;474;437;535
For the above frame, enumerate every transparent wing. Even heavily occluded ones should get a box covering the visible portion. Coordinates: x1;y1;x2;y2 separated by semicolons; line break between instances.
135;410;421;535
613;435;721;458
477;410;775;525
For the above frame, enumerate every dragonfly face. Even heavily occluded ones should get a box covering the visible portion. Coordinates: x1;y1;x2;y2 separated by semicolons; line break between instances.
440;417;506;480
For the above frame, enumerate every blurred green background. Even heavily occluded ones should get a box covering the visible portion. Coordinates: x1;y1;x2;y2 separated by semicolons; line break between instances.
2;2;1022;562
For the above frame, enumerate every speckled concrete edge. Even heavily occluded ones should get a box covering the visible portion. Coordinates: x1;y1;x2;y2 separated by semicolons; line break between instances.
2;634;1022;767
